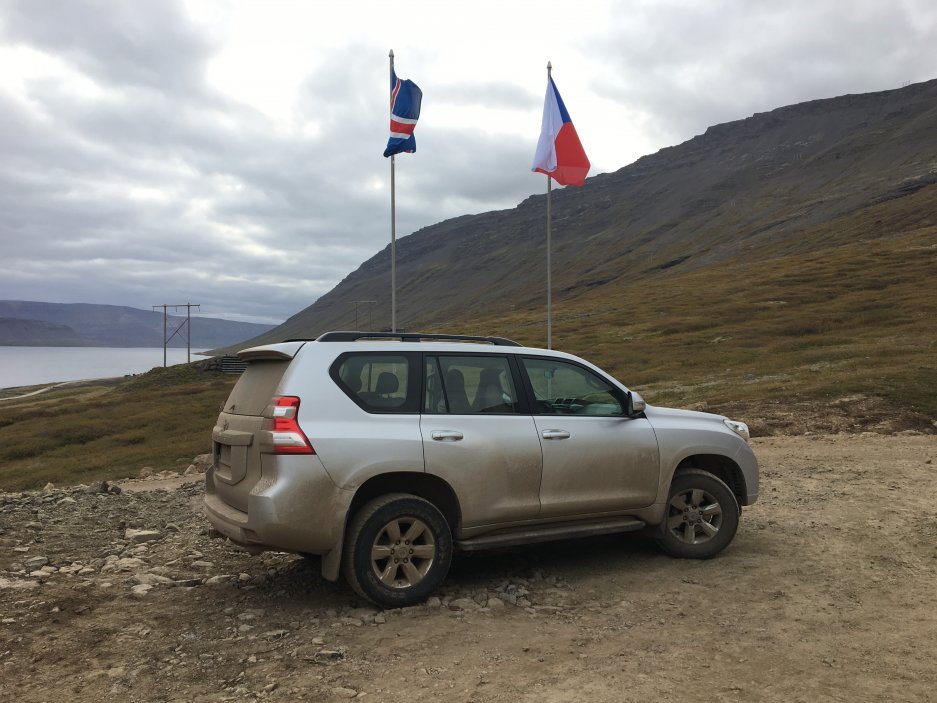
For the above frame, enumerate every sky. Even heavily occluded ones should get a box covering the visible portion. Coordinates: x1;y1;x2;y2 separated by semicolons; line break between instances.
1;0;935;325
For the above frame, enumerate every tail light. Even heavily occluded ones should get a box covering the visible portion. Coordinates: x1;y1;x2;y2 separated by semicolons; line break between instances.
268;396;314;454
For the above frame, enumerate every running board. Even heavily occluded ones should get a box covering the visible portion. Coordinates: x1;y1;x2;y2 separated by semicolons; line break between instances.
456;517;646;552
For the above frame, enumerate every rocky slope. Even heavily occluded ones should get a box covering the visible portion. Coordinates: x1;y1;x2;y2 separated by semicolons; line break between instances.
228;78;937;349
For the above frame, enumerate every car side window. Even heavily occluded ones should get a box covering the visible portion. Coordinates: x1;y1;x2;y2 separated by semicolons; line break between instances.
521;357;625;416
334;353;414;413
424;355;520;414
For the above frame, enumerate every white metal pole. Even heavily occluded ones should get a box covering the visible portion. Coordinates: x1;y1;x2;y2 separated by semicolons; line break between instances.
391;155;397;333
547;175;552;350
389;49;397;333
546;61;553;350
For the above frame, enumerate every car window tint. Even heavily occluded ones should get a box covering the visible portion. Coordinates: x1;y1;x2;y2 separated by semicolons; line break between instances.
336;354;410;411
427;355;519;414
521;357;624;416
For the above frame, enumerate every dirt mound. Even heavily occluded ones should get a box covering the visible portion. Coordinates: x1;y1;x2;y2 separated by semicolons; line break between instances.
698;394;936;436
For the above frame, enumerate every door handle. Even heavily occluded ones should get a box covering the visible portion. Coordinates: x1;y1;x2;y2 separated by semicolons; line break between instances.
541;429;570;440
431;430;464;441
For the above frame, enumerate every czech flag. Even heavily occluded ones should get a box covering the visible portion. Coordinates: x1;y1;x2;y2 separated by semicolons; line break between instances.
383;70;422;158
531;76;590;186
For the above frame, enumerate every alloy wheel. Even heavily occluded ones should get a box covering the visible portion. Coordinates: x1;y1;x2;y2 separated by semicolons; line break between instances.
369;516;437;588
667;488;723;545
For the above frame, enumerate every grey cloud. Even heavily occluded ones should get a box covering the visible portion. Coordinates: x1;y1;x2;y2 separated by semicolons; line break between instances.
0;6;540;323
591;0;937;145
406;127;537;212
0;0;214;95
430;81;539;110
2;0;935;325
0;29;399;320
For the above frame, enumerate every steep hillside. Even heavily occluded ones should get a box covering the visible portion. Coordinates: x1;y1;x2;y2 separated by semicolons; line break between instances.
0;301;275;348
462;189;937;424
232;78;937;349
212;79;937;425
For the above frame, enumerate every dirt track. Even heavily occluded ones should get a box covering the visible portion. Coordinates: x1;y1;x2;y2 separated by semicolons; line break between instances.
2;433;936;702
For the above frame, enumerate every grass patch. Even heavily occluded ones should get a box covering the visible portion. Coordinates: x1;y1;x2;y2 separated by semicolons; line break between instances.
0;366;235;491
447;223;937;419
823;366;937;419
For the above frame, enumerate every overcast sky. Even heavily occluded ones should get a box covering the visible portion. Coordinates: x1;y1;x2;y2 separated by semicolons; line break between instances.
1;0;935;324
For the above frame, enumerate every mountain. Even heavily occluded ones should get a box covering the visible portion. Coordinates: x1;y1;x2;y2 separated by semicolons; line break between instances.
0;301;275;348
229;78;937;352
0;317;86;346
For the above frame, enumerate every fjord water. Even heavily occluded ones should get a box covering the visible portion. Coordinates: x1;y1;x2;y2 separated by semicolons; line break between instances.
0;347;208;389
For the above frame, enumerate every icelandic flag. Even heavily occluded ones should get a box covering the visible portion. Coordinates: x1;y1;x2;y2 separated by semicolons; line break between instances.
383;69;422;158
531;76;590;186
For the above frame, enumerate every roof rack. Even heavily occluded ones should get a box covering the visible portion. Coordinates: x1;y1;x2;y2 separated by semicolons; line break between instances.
310;331;522;347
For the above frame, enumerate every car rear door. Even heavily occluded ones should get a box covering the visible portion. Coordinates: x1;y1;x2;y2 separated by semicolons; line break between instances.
420;353;542;528
519;356;660;518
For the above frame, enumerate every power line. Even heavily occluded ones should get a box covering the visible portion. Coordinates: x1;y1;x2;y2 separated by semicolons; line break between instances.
353;300;377;331
152;303;200;366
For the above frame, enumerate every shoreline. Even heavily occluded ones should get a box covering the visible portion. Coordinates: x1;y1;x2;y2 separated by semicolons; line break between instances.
0;376;126;400
0;346;212;393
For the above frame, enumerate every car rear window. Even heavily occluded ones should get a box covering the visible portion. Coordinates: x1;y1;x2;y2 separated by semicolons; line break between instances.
333;353;418;413
223;360;290;416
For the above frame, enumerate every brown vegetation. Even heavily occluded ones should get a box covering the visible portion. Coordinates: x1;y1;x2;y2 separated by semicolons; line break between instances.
0;367;234;491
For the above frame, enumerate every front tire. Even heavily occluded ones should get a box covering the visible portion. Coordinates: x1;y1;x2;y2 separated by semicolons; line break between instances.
343;493;452;608
657;469;739;559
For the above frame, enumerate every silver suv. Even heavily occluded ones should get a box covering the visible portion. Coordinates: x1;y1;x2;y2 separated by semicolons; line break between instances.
204;332;759;607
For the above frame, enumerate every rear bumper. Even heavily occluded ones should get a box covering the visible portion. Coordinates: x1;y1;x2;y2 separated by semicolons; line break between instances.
203;454;352;557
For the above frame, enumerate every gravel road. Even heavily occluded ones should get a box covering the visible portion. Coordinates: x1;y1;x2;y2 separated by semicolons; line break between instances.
2;433;936;702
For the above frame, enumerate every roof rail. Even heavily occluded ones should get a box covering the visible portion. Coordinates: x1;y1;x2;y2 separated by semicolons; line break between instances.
311;331;522;347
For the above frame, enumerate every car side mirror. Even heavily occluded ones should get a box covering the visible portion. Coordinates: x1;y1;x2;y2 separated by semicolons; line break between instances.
629;391;646;416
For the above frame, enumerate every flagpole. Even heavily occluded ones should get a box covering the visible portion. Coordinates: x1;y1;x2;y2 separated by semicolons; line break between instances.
547;174;553;349
391;153;397;333
546;60;553;350
389;49;397;333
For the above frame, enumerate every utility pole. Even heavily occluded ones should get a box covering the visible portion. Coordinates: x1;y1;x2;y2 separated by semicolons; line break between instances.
353;300;377;331
153;303;200;366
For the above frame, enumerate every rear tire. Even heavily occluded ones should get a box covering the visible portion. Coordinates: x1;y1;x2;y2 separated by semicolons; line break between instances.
343;493;452;608
656;469;739;559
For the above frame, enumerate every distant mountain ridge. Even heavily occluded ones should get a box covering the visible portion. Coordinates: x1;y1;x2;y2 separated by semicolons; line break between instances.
0;301;275;348
224;78;937;351
0;317;86;346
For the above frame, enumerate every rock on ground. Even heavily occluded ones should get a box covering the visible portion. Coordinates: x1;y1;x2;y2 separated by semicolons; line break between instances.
0;434;936;702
